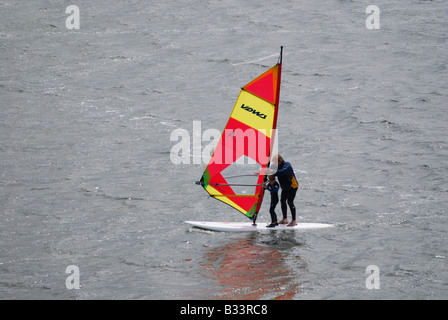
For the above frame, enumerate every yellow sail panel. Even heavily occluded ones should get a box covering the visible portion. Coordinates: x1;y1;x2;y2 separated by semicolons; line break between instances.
229;90;275;138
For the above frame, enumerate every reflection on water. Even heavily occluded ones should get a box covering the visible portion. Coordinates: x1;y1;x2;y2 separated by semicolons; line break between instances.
201;233;306;300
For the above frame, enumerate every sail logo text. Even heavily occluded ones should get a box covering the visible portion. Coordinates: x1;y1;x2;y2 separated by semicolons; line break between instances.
240;104;267;119
170;121;278;165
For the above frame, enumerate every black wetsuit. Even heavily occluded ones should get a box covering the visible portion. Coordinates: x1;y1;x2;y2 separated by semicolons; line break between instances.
266;181;280;223
273;161;299;221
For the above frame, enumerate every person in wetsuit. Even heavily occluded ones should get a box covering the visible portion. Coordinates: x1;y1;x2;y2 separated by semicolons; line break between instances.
265;175;280;228
270;154;299;227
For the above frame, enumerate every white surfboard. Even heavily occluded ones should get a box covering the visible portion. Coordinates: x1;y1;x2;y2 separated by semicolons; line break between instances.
185;221;333;232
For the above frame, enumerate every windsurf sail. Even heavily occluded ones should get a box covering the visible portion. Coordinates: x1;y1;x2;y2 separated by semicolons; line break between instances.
196;47;283;224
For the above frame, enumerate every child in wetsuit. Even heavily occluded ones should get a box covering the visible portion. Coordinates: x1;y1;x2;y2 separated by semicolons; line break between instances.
265;175;280;228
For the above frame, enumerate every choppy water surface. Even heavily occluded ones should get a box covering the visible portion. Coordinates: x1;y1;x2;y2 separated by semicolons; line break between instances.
1;0;447;299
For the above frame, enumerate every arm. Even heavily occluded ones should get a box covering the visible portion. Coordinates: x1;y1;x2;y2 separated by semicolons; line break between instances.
274;162;292;176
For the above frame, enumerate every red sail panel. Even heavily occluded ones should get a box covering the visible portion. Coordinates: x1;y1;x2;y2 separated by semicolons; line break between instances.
243;65;279;104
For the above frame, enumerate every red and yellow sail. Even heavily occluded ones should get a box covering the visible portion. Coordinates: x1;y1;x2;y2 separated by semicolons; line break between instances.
197;48;283;222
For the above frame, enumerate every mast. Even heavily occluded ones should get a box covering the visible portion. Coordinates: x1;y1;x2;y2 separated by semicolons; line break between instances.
251;46;283;225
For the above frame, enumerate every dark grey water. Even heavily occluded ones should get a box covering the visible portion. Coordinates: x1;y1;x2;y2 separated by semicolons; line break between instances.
1;0;447;299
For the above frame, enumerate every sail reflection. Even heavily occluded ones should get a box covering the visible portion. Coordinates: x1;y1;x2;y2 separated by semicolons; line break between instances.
201;234;305;300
